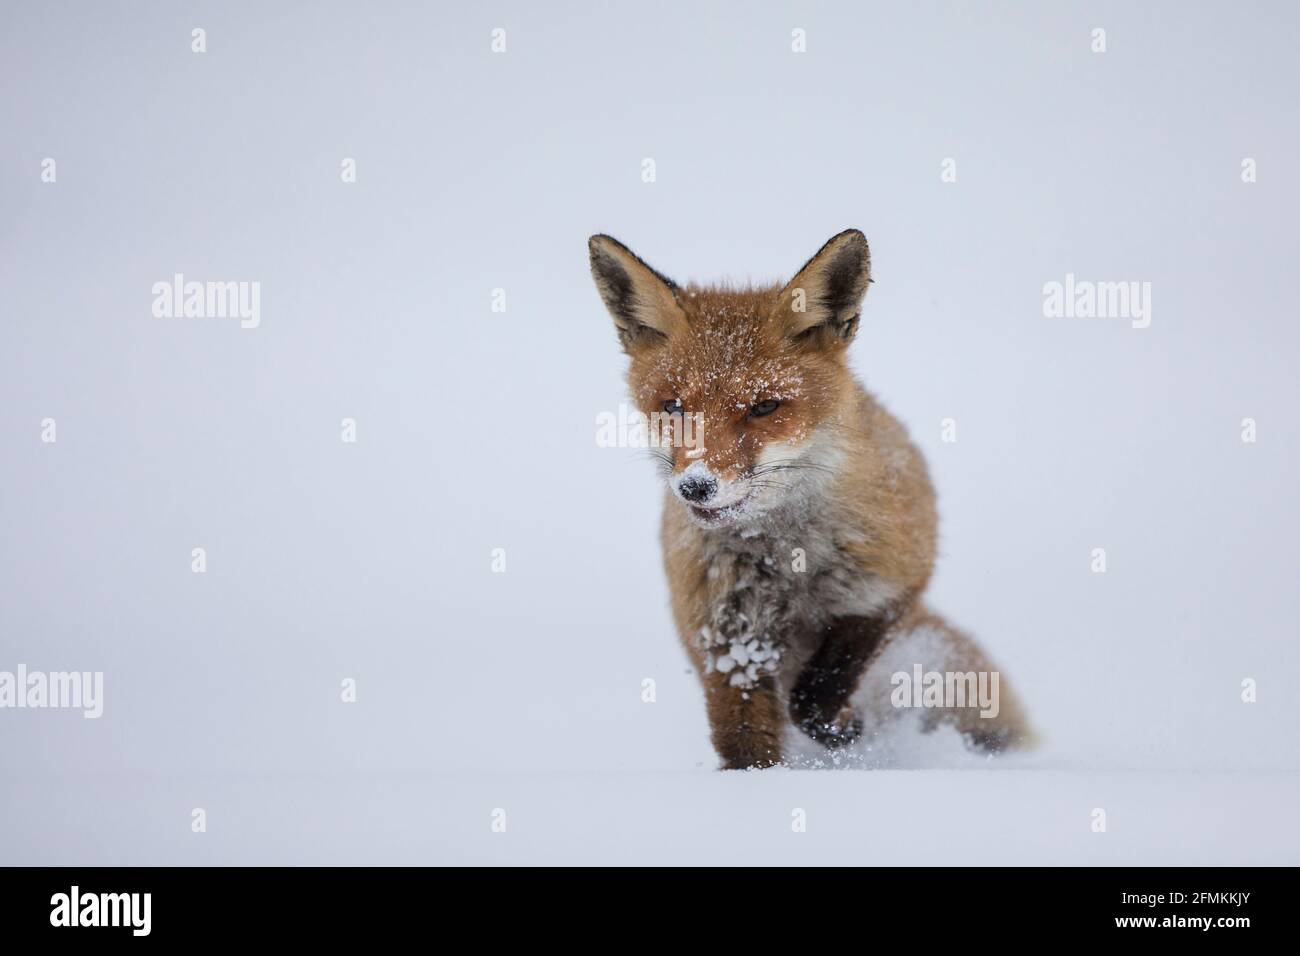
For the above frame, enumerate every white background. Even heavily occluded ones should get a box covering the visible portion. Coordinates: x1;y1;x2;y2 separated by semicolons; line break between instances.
2;1;1297;864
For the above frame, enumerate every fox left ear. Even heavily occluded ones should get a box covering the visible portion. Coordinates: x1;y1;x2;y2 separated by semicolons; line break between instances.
774;229;872;346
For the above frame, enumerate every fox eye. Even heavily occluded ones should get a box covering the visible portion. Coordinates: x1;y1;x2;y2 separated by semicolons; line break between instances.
750;399;780;418
663;399;683;414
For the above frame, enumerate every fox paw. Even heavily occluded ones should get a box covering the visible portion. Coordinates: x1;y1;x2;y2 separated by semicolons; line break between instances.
797;705;862;750
718;740;783;770
714;725;784;770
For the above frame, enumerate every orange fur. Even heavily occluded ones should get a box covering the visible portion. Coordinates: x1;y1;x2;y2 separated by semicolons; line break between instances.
590;231;1034;767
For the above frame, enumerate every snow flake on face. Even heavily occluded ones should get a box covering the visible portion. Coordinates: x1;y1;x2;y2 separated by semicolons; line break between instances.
630;289;810;425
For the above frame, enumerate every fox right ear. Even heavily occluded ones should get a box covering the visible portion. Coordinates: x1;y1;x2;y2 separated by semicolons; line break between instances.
588;235;687;352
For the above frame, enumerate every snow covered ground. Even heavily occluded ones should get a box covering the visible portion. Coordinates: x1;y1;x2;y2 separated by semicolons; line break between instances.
6;764;1297;866
5;707;1298;867
3;2;1298;867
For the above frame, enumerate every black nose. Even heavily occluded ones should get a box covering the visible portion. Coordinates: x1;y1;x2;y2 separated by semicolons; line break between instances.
678;474;717;503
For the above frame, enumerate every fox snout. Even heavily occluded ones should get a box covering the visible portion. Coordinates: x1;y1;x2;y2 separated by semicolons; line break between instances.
670;462;756;526
676;472;717;504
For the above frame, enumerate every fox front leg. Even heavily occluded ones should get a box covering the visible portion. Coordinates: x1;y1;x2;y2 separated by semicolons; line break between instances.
789;614;892;749
703;673;784;769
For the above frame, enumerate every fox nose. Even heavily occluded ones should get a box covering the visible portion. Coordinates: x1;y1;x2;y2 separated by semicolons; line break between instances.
678;474;718;503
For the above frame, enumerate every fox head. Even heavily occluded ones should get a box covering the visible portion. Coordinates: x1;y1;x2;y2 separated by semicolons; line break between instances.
589;229;872;528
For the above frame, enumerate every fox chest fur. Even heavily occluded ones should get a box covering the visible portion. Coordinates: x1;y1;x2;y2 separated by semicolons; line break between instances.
662;492;904;692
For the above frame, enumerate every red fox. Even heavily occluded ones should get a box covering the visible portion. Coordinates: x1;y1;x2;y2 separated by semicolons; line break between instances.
589;229;1035;769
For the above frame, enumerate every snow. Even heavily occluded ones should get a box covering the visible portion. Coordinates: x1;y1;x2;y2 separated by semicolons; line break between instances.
3;767;1296;866
2;0;1298;867
698;625;783;689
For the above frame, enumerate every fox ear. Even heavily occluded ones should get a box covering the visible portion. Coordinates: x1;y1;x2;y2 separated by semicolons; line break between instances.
588;235;687;352
774;229;871;346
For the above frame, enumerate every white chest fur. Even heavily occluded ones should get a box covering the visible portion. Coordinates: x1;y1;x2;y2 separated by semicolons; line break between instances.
689;508;899;690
